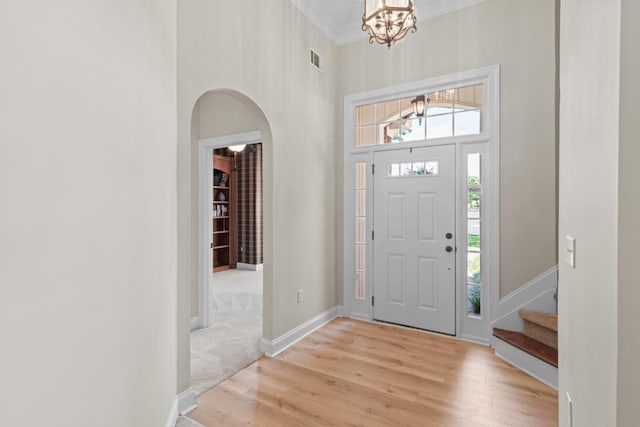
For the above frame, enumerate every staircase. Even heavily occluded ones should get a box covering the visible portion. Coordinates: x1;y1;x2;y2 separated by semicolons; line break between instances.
493;310;558;387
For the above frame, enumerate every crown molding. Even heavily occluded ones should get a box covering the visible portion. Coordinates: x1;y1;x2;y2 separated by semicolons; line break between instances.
290;0;487;46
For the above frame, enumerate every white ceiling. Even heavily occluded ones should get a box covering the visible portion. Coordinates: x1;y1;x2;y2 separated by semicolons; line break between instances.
289;0;486;46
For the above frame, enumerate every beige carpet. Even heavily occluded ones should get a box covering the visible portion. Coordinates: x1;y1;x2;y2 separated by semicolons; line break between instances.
178;269;263;425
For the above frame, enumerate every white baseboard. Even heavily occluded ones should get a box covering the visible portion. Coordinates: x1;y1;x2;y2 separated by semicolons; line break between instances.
178;387;197;415
165;398;179;427
165;388;198;427
260;306;343;357
237;262;264;271
492;266;557;332
494;336;558;390
190;316;201;331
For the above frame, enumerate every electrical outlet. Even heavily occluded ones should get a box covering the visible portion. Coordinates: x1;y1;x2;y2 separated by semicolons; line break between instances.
297;289;304;304
566;392;573;427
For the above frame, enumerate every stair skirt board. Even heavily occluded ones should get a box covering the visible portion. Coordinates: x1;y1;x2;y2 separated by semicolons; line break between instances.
494;335;558;390
492;266;558;332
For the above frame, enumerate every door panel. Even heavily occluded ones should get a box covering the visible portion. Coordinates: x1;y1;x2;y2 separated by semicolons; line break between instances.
418;193;436;241
387;254;405;303
373;145;456;334
417;257;436;308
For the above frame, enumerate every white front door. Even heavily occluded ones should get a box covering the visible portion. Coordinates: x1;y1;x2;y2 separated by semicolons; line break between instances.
373;144;456;335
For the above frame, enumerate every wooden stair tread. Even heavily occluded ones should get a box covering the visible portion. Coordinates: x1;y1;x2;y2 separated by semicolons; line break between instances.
493;328;558;368
520;310;558;332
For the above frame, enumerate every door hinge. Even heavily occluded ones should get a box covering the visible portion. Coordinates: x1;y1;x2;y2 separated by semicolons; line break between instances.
210;242;214;249
372;295;375;306
371;230;375;240
372;164;375;175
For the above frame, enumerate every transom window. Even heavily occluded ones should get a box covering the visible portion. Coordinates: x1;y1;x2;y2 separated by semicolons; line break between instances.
355;84;484;147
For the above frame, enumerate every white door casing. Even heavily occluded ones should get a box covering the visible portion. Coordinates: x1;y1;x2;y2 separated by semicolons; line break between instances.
196;131;262;330
373;145;456;334
343;65;500;344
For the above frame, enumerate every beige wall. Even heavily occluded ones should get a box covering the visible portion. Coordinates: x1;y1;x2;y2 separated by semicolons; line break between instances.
558;1;621;426
337;0;558;298
0;1;177;426
617;0;640;424
178;0;339;393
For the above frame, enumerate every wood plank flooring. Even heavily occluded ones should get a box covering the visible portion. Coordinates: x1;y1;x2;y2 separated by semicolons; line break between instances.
188;318;558;426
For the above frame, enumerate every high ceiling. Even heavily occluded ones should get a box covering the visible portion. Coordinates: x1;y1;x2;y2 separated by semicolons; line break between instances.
289;0;487;45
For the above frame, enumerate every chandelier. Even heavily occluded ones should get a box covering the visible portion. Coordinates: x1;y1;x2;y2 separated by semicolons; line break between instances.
362;0;417;48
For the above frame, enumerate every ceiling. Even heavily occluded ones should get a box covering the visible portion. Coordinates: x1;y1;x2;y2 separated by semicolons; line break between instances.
289;0;487;46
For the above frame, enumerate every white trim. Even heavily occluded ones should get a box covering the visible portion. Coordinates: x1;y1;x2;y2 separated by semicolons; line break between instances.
199;130;262;148
260;306;343;357
342;66;500;343
237;262;264;271
190;316;200;332
165;399;178;427
177;387;197;416
198;131;262;328
491;266;558;334
165;388;198;427
494;336;558;390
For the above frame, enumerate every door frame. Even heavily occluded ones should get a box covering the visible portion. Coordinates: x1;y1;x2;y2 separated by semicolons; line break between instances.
196;130;262;330
342;65;500;344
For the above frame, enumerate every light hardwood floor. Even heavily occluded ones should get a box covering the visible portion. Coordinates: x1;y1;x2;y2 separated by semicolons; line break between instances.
187;318;558;426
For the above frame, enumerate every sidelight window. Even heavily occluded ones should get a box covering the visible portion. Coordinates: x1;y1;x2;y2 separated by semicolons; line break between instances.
467;153;482;317
355;162;367;300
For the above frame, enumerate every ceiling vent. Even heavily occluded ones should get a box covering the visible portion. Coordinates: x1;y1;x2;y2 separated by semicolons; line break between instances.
310;49;321;71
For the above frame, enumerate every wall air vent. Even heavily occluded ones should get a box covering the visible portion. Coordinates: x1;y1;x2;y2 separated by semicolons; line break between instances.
310;49;321;71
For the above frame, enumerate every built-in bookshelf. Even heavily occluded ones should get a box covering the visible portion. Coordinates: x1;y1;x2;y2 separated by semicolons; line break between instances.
212;154;236;272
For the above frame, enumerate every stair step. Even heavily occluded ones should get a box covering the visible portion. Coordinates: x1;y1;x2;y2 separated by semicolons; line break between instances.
493;328;558;368
519;310;557;332
523;319;558;349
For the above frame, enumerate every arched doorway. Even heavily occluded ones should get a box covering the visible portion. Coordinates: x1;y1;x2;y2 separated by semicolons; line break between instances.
185;89;273;396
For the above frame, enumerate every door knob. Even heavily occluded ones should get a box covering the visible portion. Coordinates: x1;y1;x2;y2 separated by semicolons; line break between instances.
445;233;453;239
446;246;453;253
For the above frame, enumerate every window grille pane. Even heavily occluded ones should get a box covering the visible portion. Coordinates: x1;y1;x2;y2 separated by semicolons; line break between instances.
356;103;376;127
355;217;366;244
468;153;481;185
426;114;453;139
356;126;376;147
356;189;366;216
455;110;481;136
356;244;366;271
456;84;484;109
399;118;426;142
467;284;482;316
356;272;366;300
355;162;367;189
377;100;399;123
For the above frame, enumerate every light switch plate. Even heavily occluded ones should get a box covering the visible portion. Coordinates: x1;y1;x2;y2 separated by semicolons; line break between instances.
566;236;575;268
